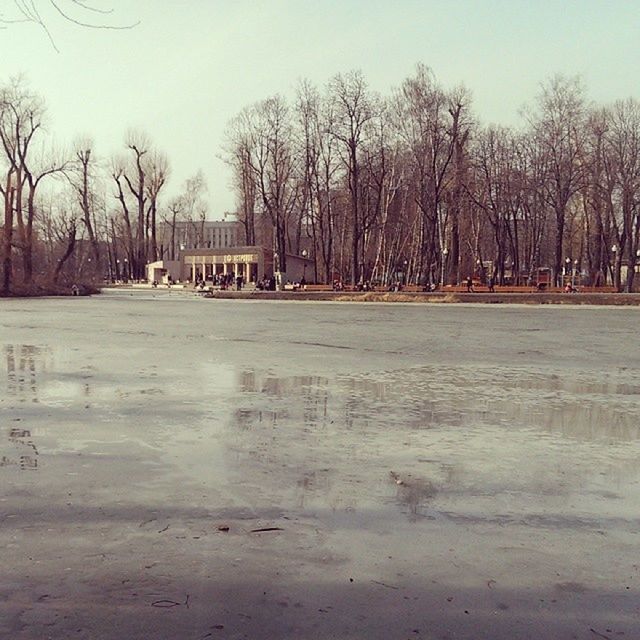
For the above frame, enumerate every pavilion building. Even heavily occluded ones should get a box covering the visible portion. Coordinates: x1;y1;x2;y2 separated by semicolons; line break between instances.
146;246;312;285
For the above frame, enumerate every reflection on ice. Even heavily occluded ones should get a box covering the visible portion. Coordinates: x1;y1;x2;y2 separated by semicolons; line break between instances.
1;427;39;471
4;344;52;403
223;364;640;524
229;365;640;443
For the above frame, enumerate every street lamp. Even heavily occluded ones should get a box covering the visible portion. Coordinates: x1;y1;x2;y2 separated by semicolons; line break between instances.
301;249;308;281
273;252;280;290
403;259;408;285
572;258;578;287
441;248;449;287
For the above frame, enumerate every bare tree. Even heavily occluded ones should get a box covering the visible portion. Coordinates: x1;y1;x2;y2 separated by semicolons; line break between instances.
605;99;640;291
468;126;527;284
295;80;342;282
231;96;299;281
392;64;459;285
224;110;258;245
161;196;182;261
527;75;587;285
0;78;67;289
329;71;375;284
181;170;209;248
145;150;169;262
122;130;150;279
110;156;135;276
71;140;100;264
446;86;473;284
0;1;139;51
51;206;78;284
108;130;166;279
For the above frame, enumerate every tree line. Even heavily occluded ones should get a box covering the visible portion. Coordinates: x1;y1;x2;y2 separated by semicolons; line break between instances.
0;76;208;295
1;66;639;296
224;65;640;290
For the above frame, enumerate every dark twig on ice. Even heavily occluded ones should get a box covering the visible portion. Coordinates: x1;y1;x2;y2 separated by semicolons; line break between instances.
371;580;399;590
250;527;284;533
151;594;190;608
590;629;613;640
151;599;181;608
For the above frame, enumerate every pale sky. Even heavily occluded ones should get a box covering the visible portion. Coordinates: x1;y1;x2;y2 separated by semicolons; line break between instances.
0;0;638;217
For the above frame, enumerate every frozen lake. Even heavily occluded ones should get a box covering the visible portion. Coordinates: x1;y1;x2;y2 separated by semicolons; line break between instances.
2;292;640;639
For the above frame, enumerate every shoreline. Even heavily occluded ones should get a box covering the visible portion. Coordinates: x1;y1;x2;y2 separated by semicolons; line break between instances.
192;289;640;306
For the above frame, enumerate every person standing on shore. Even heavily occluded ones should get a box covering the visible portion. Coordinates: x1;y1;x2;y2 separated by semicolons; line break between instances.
466;276;474;293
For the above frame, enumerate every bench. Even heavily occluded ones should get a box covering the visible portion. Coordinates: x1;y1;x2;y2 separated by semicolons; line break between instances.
577;286;617;293
302;284;369;292
304;284;334;292
443;285;538;293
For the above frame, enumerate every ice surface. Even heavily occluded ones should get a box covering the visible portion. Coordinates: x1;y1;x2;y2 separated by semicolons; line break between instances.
1;293;640;639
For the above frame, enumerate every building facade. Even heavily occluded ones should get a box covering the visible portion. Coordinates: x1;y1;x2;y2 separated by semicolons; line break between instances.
181;247;270;283
157;220;243;261
146;247;312;286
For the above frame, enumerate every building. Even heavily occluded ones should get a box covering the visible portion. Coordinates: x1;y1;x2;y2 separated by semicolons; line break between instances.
157;220;243;261
181;246;270;283
146;247;312;286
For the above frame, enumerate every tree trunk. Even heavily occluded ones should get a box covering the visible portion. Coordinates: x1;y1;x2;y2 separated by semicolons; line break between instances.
1;172;15;296
554;213;564;287
53;223;77;284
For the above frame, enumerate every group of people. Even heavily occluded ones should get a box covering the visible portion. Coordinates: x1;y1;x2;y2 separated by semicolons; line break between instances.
333;280;376;291
256;276;278;291
464;275;579;292
195;273;245;291
465;275;497;292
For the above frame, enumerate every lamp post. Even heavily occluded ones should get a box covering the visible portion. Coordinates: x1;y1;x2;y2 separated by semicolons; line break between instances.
611;244;618;288
301;249;308;281
273;251;280;290
403;259;408;285
441;248;448;287
564;257;571;286
572;259;578;287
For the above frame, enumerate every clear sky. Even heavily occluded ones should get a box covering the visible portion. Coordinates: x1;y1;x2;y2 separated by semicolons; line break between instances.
0;0;638;216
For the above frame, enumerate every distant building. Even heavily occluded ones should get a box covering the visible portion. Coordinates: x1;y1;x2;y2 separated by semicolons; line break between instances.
157;220;242;260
